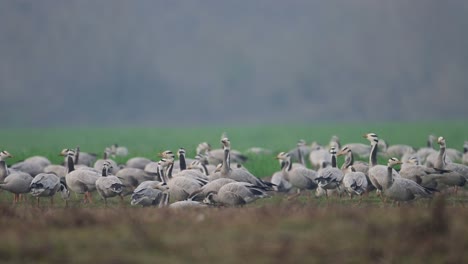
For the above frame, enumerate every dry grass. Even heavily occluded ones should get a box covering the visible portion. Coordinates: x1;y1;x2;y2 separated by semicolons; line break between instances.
0;192;467;263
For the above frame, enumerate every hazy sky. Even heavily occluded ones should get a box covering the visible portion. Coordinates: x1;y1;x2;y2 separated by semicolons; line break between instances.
1;1;467;127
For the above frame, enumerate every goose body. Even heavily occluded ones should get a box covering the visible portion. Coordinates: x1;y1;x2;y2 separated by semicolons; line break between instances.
126;157;152;170
341;143;371;158
309;145;331;169
210;138;273;190
116;168;155;195
342;166;368;197
434;137;468;180
130;181;167;207
315;148;344;192
43;165;67;179
30;172;70;205
382;158;434;202
277;152;317;192
463;141;468;165
203;182;268;206
364;133;399;191
63;149;100;203
95;162;125;205
0;171;33;198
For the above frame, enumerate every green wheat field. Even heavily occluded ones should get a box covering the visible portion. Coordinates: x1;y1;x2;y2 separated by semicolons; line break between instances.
0;121;467;263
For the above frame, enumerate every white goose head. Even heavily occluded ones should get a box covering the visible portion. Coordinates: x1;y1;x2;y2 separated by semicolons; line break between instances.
363;133;379;144
337;146;351;157
387;157;402;168
437;136;446;147
221;138;231;149
0;150;13;161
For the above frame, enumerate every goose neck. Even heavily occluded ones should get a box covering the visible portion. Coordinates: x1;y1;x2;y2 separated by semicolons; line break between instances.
369;143;378;167
67;155;75;173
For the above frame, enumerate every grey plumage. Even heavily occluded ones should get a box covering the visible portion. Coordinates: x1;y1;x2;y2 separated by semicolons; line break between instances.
276;152;317;192
382;158;434;202
203;182;268;206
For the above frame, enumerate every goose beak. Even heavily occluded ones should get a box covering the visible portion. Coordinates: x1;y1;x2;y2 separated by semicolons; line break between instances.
362;134;368;138
157;152;163;157
336;151;344;156
8;154;14;158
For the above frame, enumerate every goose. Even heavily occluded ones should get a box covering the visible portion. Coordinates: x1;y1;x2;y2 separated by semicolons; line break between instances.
0;151;33;203
315;147;344;196
115;167;155;195
30;173;70;206
287;139;311;165
434;137;468;180
0;150;14;180
342;165;368;200
11;155;51;177
110;144;129;158
276;152;317;194
308;143;331;169
130;181;167;207
95;161;125;206
463;141;468;165
245;147;272;155
188;178;237;201
329;135;341;151
93;148;119;175
170;148;207;181
159;158;205;202
126;157;152;170
341;143;371;159
383;142;415;158
187;160;211;177
64;146;97;167
196;141;248;165
43;164;67;179
416;135;437;164
64;149;100;203
381;158;434;203
161;191;208;209
364;133;400;192
270;159;293;192
203;182;268;207
426;138;462;167
194;154;217;175
210;138;273;190
337;146;369;176
401;156;465;190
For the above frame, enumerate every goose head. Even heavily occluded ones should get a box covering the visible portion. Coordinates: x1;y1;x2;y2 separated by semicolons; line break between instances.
363;133;379;144
177;148;186;156
437;136;446;148
387;157;402;168
337;146;351;157
329;146;337;155
196;142;211;154
407;156;420;165
275;152;290;161
0;150;13;161
221;138;231;149
158;150;175;159
203;191;218;205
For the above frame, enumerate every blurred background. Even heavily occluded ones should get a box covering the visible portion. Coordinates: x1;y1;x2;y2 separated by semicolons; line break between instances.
1;1;467;127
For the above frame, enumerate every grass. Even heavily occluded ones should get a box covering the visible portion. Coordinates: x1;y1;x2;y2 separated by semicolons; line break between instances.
1;121;467;177
0;121;468;263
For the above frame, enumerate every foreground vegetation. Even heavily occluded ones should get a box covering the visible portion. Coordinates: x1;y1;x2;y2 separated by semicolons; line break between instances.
0;193;467;263
0;122;467;263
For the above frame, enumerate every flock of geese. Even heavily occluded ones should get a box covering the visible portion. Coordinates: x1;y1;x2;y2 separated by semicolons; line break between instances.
0;133;467;208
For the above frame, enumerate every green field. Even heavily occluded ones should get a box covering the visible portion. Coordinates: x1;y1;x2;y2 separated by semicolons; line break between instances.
1;121;468;263
1;121;468;177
